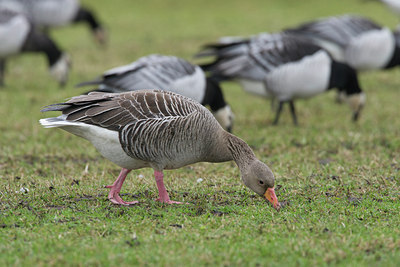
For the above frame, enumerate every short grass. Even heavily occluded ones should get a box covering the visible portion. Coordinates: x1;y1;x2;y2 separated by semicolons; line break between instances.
1;0;400;266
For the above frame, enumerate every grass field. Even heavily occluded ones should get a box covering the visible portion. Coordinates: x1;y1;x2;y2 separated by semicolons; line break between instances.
1;0;400;266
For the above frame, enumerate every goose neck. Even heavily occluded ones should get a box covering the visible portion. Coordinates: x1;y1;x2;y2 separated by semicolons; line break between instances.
225;133;256;170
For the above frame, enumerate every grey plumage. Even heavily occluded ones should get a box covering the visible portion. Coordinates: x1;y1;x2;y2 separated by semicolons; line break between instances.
285;15;382;48
200;33;322;78
0;7;15;22
285;15;399;70
77;55;197;93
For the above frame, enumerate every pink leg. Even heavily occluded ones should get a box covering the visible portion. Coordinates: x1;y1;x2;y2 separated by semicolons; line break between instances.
154;170;184;204
105;168;138;205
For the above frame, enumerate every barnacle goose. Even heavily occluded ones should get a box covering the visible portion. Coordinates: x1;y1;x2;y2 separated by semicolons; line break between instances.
197;32;366;124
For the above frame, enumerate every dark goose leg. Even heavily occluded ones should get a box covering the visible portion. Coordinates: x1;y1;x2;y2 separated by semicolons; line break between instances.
0;59;5;87
289;100;298;126
273;101;284;125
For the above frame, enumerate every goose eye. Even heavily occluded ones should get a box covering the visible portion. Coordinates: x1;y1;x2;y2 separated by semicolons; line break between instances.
258;180;264;185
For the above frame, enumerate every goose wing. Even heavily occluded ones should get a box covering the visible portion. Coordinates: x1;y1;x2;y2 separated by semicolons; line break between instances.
0;7;24;23
77;55;198;92
0;1;26;16
42;90;212;162
286;15;382;47
200;33;322;80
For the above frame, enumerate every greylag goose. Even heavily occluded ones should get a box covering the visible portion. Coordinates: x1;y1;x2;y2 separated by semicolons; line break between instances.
197;32;365;124
76;54;234;132
285;15;400;71
0;0;106;45
0;8;70;86
39;90;280;210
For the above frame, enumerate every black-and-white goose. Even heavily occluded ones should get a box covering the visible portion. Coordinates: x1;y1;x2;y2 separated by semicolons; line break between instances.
197;32;366;124
76;54;234;132
0;8;70;86
285;15;400;71
39;90;280;209
0;0;106;45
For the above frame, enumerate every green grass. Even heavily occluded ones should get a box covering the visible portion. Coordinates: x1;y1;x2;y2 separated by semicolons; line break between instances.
1;0;400;266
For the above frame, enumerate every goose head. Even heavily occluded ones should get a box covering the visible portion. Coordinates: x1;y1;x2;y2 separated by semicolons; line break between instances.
346;92;366;121
213;105;235;132
241;159;280;210
49;53;71;87
93;27;107;46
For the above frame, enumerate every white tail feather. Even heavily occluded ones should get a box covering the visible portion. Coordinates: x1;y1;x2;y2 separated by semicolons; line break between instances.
39;117;82;128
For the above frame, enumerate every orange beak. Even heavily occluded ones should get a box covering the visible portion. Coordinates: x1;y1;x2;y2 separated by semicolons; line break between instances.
264;187;280;210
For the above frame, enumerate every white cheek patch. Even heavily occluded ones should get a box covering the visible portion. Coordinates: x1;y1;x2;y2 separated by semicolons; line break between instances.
336;91;347;104
346;92;366;112
212;105;234;131
49;53;70;85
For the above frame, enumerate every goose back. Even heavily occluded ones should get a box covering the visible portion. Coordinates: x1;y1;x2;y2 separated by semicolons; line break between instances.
286;15;382;47
199;33;331;100
200;33;322;79
286;15;395;69
0;0;80;26
80;55;207;103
